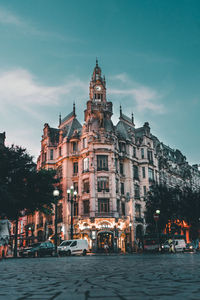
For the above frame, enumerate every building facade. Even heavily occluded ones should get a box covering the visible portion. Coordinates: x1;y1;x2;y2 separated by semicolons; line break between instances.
35;61;200;251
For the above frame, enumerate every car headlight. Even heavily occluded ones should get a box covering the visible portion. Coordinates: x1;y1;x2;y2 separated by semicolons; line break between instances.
189;246;193;249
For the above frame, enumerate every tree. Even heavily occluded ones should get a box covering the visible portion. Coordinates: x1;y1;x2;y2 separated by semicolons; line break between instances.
0;145;57;257
145;184;182;232
145;184;200;240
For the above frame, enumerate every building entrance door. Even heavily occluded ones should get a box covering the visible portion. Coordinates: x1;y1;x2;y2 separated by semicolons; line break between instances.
97;231;114;252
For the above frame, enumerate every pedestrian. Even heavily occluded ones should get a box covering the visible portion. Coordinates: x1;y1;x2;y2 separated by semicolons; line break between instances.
104;242;109;254
0;213;11;260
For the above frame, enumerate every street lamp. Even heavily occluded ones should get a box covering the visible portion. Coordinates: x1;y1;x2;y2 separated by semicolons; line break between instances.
67;186;77;240
129;223;132;252
53;188;60;256
153;209;160;251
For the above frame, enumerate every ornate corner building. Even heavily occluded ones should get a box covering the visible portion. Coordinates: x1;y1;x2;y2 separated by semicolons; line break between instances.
35;61;200;252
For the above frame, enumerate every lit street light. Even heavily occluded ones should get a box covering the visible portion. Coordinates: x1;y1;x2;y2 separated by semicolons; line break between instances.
53;188;60;256
67;186;77;240
153;209;161;251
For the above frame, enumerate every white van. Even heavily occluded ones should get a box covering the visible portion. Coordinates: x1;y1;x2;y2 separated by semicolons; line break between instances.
58;239;88;256
162;239;186;252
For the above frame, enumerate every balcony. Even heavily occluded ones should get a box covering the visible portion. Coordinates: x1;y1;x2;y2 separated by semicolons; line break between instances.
97;167;108;171
95;212;114;217
70;151;79;158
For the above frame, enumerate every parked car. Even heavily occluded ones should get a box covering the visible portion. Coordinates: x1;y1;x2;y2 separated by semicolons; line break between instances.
19;242;55;258
185;243;196;253
58;239;88;256
161;239;186;253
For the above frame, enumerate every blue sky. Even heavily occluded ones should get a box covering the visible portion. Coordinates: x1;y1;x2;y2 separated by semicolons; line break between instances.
0;0;199;165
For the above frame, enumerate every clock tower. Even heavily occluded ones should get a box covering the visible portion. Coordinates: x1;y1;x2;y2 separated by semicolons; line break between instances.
89;59;106;102
84;60;112;129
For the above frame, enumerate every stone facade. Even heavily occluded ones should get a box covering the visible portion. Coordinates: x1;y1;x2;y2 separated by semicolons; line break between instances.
35;61;200;251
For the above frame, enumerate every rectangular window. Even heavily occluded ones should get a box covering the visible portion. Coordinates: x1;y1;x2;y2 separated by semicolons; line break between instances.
59;147;62;157
147;150;153;163
142;167;146;178
119;142;126;153
134;184;140;199
120;162;124;175
141;148;144;159
83;179;90;193
117;199;120;213
72;142;78;152
148;168;154;182
83;137;87;149
143;186;147;196
83;200;90;214
133;165;139;180
50;149;54;160
83;157;89;172
73;162;78;175
98;198;109;213
121;182;125;195
74;202;78;216
135;204;141;218
133;147;136;158
97;177;109;192
97;155;108;171
116;178;119;193
122;202;125;216
74;182;78;194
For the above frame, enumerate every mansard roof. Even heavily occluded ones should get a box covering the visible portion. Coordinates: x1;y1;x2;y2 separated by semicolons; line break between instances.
115;120;134;141
60;117;82;140
61;111;74;124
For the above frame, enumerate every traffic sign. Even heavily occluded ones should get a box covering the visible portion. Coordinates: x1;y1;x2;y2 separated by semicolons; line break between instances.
153;213;159;221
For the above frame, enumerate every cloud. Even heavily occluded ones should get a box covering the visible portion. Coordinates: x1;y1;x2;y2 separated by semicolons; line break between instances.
109;73;165;114
0;68;88;119
0;6;23;26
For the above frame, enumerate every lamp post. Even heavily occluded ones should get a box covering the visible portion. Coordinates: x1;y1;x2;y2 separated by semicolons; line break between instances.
53;188;60;256
154;209;160;251
129;223;132;252
67;186;77;240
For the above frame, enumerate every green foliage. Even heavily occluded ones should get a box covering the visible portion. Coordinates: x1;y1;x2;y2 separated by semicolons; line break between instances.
0;145;58;219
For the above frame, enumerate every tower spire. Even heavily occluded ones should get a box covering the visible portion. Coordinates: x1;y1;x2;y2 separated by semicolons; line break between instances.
96;57;98;67
59;113;61;126
120;105;122;117
73;102;76;116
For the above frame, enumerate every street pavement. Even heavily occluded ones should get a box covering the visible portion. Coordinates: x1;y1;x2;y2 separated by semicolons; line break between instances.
0;253;199;300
